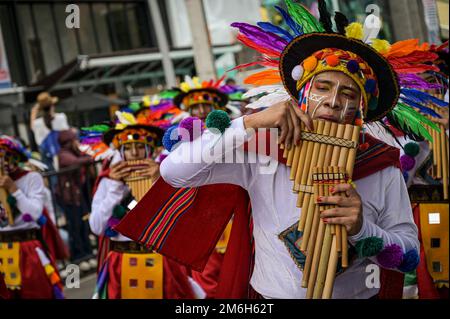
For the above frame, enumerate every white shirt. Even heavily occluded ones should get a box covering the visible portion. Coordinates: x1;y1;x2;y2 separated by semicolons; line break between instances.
160;117;419;299
31;113;69;146
1;172;45;232
89;152;132;242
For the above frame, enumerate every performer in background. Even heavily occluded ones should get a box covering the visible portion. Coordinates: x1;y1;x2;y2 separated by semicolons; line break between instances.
86;110;201;299
0;135;64;299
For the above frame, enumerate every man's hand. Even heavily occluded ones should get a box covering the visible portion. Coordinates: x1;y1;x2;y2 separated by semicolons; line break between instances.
317;183;363;236
135;159;160;180
0;176;18;194
243;99;314;149
109;162;131;181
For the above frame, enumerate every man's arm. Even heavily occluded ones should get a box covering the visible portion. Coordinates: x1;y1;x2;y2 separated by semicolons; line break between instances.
89;177;127;236
160;117;254;189
349;166;420;265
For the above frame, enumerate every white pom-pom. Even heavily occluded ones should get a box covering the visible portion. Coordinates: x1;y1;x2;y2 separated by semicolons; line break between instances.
291;65;304;81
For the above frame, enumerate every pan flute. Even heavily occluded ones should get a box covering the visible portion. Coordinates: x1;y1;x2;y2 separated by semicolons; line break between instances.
424;93;449;200
282;119;360;299
0;156;14;225
123;160;155;201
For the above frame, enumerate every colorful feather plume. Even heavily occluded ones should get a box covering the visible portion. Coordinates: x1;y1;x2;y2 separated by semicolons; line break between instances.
285;0;324;34
274;5;304;36
318;0;333;33
334;11;349;35
257;22;294;42
388;103;440;142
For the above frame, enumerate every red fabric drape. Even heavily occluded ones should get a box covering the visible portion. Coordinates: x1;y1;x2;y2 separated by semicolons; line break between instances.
18;240;55;299
0;273;9;299
41;208;70;261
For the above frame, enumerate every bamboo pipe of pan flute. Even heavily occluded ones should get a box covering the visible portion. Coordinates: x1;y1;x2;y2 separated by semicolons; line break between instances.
294;122;312;192
322;234;339;299
289;123;305;180
440;123;449;199
299;121;325;243
313;223;333;299
302;167;322;288
297;120;319;208
297;121;318;230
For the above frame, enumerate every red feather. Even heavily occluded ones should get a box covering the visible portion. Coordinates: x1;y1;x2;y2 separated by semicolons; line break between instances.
388;51;438;65
213;74;227;88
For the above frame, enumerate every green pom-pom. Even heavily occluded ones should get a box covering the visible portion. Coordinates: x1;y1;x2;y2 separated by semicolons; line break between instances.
112;205;127;219
205;110;231;134
355;237;384;258
404;142;420;157
129;102;141;112
7;194;17;206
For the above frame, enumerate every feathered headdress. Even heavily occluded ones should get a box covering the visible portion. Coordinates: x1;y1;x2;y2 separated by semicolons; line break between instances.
173;75;230;110
232;0;445;141
0;135;30;164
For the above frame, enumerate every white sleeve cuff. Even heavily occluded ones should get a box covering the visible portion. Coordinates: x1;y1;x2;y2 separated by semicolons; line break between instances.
348;217;371;243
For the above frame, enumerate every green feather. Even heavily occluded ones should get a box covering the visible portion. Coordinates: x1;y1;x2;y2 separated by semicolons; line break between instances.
285;0;325;33
389;103;441;142
159;90;180;99
81;124;111;133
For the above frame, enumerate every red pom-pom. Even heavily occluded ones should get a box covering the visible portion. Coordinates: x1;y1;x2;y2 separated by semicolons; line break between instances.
359;142;369;151
325;55;340;67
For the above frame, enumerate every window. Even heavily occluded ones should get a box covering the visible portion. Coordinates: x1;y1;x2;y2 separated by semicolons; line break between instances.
145;280;154;289
432;261;442;273
129;279;138;288
428;212;441;224
145;258;154;267
431;238;441;248
129;257;138;266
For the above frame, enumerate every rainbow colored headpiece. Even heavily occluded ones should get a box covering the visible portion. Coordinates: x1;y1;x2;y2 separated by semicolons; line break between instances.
173;76;229;110
232;0;445;140
0;135;30;164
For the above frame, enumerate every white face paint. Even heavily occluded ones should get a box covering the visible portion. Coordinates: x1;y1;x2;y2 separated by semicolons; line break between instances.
306;72;362;124
308;80;341;119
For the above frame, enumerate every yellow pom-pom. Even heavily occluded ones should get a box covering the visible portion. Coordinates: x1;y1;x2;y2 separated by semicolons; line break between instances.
142;96;151;107
45;264;55;276
345;23;364;40
371;39;391;55
192;77;202;89
180;82;191;93
303;56;318;72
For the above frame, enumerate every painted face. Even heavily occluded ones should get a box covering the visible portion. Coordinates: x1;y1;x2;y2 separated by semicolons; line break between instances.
122;142;148;161
307;71;362;124
189;103;213;121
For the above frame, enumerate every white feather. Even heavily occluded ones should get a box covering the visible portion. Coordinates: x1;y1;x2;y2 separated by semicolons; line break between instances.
243;85;285;99
363;14;381;44
246;91;291;109
184;75;195;88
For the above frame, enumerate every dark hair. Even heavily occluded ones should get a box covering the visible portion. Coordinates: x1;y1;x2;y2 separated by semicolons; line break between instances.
42;107;53;130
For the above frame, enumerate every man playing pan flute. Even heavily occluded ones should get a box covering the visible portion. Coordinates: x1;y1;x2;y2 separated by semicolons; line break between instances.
0;135;64;299
86;110;202;299
115;0;445;299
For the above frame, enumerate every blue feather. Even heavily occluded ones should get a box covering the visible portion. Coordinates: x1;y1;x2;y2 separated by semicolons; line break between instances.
275;5;303;36
400;97;442;118
401;88;448;108
257;22;294;42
